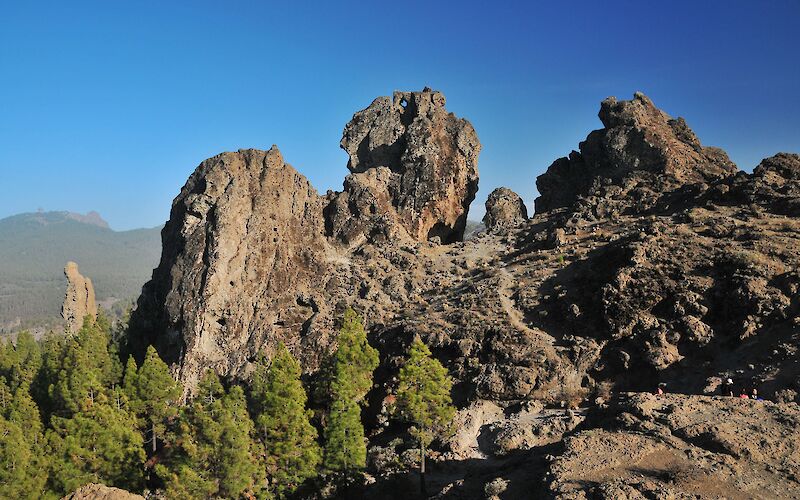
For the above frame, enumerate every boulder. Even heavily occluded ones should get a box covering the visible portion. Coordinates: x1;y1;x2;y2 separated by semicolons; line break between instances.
328;87;481;244
61;483;143;500
483;187;528;230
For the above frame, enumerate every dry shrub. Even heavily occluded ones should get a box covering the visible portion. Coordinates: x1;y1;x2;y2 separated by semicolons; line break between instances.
594;380;614;403
534;370;589;409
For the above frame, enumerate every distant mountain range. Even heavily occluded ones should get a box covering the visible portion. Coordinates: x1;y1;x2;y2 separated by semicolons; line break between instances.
0;211;162;334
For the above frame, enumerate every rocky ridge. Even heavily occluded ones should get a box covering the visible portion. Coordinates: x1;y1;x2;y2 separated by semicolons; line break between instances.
128;90;800;496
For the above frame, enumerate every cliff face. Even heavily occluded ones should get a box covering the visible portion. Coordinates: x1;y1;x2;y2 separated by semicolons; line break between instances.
130;91;800;414
130;147;338;386
61;261;97;334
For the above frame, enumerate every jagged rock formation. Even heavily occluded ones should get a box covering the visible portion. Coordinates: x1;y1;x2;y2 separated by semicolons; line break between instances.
535;92;737;217
127;89;800;496
130;89;492;393
131;90;800;403
61;483;143;500
327;88;480;245
130;147;337;386
483;187;528;230
61;261;97;333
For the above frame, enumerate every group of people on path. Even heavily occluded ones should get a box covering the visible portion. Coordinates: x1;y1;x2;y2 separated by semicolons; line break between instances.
653;379;764;400
721;378;762;400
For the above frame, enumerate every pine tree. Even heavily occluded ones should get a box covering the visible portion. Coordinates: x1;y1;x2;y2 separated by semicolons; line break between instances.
218;385;262;497
31;331;67;421
156;371;261;499
8;384;44;446
0;381;50;499
395;337;456;495
125;346;182;455
0;331;41;391
122;356;138;401
252;344;320;497
48;393;145;494
50;316;121;416
323;308;379;472
0;416;49;500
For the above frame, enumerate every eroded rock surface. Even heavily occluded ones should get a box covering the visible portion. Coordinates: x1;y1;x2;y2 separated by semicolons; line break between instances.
61;483;143;500
547;393;800;499
483;187;528;230
132;91;800;414
535;92;737;216
130;147;337;388
61;261;97;334
328;87;480;245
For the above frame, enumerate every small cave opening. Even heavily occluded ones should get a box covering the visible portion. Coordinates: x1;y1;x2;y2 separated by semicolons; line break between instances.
216;318;227;327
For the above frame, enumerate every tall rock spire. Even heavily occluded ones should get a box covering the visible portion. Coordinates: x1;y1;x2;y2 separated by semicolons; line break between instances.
61;261;97;333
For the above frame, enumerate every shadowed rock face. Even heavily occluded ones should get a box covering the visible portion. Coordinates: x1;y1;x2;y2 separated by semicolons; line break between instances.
329;87;481;245
534;92;737;216
62;261;97;334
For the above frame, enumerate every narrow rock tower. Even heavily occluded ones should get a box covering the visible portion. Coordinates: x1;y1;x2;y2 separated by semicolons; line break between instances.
61;261;97;333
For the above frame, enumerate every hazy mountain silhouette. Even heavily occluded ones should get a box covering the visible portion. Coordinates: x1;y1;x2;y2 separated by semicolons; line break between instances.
0;211;161;334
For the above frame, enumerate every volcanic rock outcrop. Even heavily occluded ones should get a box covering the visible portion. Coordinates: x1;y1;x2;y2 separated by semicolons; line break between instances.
483;187;528;230
546;393;800;498
130;89;489;392
535;92;737;217
326;87;481;245
61;483;144;500
130;147;337;386
131;90;800;414
61;261;97;334
128;89;800;495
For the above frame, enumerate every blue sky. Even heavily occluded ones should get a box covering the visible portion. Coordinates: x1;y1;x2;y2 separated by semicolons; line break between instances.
1;1;798;230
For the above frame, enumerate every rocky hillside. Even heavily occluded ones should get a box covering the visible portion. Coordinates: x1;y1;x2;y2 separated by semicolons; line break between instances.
127;88;800;496
0;211;161;334
131;89;800;402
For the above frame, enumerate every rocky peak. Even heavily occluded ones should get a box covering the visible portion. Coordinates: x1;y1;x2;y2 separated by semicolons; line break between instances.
329;87;481;244
65;210;109;229
753;152;800;180
535;92;738;216
130;147;334;389
61;261;97;334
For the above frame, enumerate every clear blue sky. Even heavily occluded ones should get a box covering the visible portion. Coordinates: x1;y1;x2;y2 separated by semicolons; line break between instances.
1;1;798;230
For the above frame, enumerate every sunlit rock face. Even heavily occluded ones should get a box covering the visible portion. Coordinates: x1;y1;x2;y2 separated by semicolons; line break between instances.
330;87;481;245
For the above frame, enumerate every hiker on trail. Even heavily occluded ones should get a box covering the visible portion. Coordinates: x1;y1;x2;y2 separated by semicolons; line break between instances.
722;378;734;397
739;390;750;399
655;383;666;396
751;388;761;400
